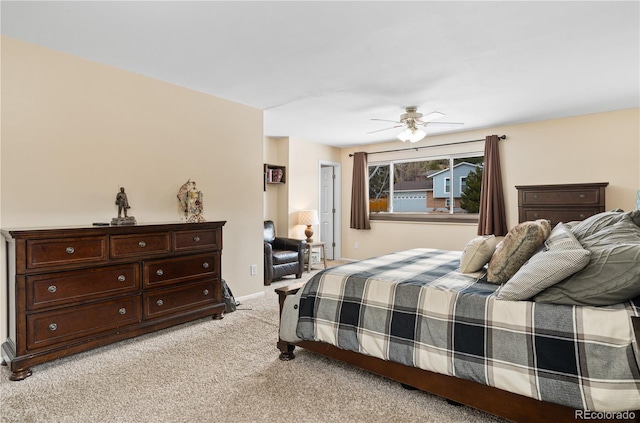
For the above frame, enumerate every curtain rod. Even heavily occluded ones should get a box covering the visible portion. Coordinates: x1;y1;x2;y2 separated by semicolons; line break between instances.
348;135;507;157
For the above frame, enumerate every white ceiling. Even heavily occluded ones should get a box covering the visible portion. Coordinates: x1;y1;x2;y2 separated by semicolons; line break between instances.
2;1;639;147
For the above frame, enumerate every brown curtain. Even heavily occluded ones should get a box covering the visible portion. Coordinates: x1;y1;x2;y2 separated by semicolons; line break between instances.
350;152;371;229
478;135;508;236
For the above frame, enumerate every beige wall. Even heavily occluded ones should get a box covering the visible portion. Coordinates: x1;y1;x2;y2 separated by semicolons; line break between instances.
263;136;340;240
287;138;341;240
0;37;266;342
341;108;640;260
263;136;289;234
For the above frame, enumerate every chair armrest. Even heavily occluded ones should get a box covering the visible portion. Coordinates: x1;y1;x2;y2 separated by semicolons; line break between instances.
273;237;306;252
264;242;274;264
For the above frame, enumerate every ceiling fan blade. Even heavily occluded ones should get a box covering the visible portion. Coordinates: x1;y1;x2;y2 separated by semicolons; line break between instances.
423;121;464;129
426;121;464;126
367;125;403;134
371;118;402;124
421;111;445;121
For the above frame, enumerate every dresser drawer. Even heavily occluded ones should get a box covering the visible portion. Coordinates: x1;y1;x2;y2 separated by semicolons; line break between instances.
521;208;601;226
26;296;141;350
520;188;601;206
110;232;171;259
26;264;140;311
143;253;219;288
173;228;221;252
26;236;108;270
143;280;219;319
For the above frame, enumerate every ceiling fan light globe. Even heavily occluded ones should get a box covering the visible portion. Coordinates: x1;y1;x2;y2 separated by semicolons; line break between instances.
408;129;426;143
397;128;413;142
398;127;426;143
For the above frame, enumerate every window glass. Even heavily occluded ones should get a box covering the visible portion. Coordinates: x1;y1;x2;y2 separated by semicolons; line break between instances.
456;156;483;214
368;164;390;212
368;153;483;218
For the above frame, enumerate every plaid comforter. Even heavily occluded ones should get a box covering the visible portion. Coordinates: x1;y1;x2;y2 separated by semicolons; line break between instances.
296;249;640;411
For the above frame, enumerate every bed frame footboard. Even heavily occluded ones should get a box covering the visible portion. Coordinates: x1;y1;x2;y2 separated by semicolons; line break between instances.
276;282;305;360
276;284;640;423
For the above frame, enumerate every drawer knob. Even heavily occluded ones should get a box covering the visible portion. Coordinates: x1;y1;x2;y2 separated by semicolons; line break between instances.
534;213;539;218
118;308;126;315
48;285;57;293
203;289;209;296
48;323;57;331
65;247;75;254
202;262;210;269
156;300;164;307
156;269;164;276
138;241;146;248
193;236;201;242
117;275;126;282
579;214;586;219
579;194;586;198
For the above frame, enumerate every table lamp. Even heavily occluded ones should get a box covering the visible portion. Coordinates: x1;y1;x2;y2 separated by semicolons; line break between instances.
298;210;319;243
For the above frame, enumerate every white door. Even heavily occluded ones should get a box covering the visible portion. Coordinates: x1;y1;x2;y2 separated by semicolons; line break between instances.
320;166;335;259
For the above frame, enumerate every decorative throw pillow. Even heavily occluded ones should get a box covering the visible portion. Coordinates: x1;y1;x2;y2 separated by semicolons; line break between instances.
570;210;627;241
496;223;590;301
627;210;640;227
535;215;640;306
459;235;498;273
486;219;551;284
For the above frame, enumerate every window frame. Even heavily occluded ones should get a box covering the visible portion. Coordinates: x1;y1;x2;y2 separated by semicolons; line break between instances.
368;151;483;223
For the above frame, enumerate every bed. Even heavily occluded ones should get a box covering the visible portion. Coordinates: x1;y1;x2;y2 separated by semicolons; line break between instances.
276;211;640;422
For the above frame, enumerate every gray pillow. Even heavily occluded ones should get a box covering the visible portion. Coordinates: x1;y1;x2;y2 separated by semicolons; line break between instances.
535;215;640;306
487;219;551;284
496;223;590;301
570;210;627;241
627;209;640;227
459;235;498;273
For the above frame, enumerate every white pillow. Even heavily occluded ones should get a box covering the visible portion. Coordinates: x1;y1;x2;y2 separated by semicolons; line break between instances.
496;223;590;301
459;235;498;273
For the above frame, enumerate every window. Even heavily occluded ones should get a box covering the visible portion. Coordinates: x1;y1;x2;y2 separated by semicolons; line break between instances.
368;153;484;222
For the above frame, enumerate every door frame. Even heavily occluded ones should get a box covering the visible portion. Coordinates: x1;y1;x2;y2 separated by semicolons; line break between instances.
319;160;341;260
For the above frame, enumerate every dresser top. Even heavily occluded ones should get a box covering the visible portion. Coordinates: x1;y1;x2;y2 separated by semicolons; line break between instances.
515;182;608;190
1;221;226;240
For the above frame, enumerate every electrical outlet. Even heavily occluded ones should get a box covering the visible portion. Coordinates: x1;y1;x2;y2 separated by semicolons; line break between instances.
250;264;257;276
354;242;359;249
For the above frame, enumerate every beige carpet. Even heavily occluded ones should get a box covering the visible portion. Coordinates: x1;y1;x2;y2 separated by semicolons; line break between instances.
0;267;506;423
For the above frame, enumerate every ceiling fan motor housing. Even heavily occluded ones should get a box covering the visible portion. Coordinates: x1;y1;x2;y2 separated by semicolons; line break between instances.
400;107;422;122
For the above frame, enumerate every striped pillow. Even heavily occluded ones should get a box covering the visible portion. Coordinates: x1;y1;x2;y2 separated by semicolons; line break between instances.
496;223;590;301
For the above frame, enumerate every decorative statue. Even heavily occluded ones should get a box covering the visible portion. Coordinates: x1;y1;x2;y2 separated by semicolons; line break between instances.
115;187;130;218
177;180;205;223
112;187;136;225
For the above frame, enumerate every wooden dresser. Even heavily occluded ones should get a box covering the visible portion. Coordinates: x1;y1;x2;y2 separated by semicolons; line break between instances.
1;221;225;380
516;182;608;226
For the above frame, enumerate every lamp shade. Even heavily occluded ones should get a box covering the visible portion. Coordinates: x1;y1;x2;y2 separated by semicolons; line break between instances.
397;127;426;143
298;210;319;226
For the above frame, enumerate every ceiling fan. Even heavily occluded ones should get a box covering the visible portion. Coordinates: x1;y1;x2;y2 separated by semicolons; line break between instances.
369;107;464;142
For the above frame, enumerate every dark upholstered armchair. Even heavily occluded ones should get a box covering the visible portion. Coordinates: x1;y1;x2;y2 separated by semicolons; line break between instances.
264;220;306;286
